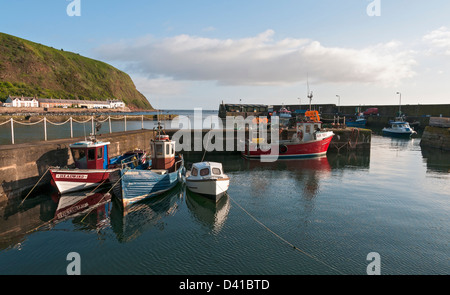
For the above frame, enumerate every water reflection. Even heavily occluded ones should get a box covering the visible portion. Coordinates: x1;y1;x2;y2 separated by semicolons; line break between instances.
53;191;112;231
327;151;371;170
110;184;184;243
185;189;231;235
421;147;450;174
0;194;57;251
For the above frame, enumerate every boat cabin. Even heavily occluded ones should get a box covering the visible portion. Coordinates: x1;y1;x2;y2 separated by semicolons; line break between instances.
390;121;412;132
69;141;110;169
293;122;323;142
190;162;225;180
151;135;176;170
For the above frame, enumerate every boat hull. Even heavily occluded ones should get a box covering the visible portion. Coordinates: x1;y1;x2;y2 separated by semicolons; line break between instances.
50;169;119;194
346;120;366;128
118;166;183;207
382;129;415;138
186;178;230;202
242;135;333;159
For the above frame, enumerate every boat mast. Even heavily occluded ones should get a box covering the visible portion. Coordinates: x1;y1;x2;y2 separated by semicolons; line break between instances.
307;74;313;110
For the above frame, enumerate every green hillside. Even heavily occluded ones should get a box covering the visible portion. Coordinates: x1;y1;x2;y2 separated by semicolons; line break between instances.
0;32;152;110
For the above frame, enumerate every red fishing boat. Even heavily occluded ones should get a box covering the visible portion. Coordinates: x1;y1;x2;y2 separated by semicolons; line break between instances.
242;110;334;159
50;138;146;194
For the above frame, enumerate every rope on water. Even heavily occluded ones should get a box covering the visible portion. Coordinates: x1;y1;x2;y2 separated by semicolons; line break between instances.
227;193;345;275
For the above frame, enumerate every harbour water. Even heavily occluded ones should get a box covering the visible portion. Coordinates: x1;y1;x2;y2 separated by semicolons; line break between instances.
0;135;448;275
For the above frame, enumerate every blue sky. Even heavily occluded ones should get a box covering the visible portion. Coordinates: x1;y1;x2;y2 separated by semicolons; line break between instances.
1;0;450;109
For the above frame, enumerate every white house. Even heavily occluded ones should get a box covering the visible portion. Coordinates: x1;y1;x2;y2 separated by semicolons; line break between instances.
5;96;39;108
108;99;125;109
78;100;110;109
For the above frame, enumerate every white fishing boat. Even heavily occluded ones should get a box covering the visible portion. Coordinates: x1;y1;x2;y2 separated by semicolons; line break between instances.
185;162;230;202
382;118;417;138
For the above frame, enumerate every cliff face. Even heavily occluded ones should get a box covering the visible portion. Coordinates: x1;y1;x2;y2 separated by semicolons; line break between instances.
0;32;152;110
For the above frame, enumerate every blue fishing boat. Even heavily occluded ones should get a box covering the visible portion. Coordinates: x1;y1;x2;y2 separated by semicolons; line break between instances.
346;114;366;128
113;134;184;207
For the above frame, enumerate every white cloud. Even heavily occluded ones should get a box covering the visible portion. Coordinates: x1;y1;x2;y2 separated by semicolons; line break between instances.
132;76;188;96
423;26;450;55
97;30;416;87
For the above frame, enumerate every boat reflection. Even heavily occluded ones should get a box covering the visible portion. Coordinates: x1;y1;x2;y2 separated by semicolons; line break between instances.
110;183;183;243
185;189;231;235
53;190;112;230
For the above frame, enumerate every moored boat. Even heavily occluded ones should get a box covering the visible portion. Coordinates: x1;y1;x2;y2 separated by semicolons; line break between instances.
115;134;184;207
273;106;292;118
242;110;334;159
382;119;417;138
50;138;146;194
185;162;230;202
346;114;366;128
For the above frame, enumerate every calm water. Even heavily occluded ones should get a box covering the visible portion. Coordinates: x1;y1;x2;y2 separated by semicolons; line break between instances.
0;135;449;275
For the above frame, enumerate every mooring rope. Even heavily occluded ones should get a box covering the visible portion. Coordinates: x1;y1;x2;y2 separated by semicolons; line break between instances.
19;167;51;207
226;191;345;275
79;170;128;223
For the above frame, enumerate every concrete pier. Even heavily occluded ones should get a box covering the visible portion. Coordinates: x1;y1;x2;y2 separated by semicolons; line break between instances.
420;117;450;151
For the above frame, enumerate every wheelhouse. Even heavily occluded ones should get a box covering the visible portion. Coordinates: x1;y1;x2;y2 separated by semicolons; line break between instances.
190;162;225;179
69;141;110;169
151;135;176;170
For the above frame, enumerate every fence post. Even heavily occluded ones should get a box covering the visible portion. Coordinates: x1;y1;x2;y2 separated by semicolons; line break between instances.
10;118;14;145
141;115;144;129
124;115;127;131
44;117;47;141
108;116;112;133
70;117;73;138
91;116;94;135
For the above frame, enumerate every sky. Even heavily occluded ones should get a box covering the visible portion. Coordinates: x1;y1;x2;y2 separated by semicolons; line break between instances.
1;0;449;110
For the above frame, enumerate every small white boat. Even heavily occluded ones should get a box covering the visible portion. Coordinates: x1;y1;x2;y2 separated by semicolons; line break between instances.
185;162;230;202
382;119;417;138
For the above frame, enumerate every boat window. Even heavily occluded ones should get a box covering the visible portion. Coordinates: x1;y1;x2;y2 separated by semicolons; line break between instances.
97;147;103;159
166;143;170;155
88;149;96;161
171;143;175;155
191;167;198;176
71;149;86;162
305;125;311;133
212;168;221;175
156;144;163;156
200;168;210;176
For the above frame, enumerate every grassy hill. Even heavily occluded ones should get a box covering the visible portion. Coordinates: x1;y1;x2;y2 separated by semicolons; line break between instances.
0;32;152;110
